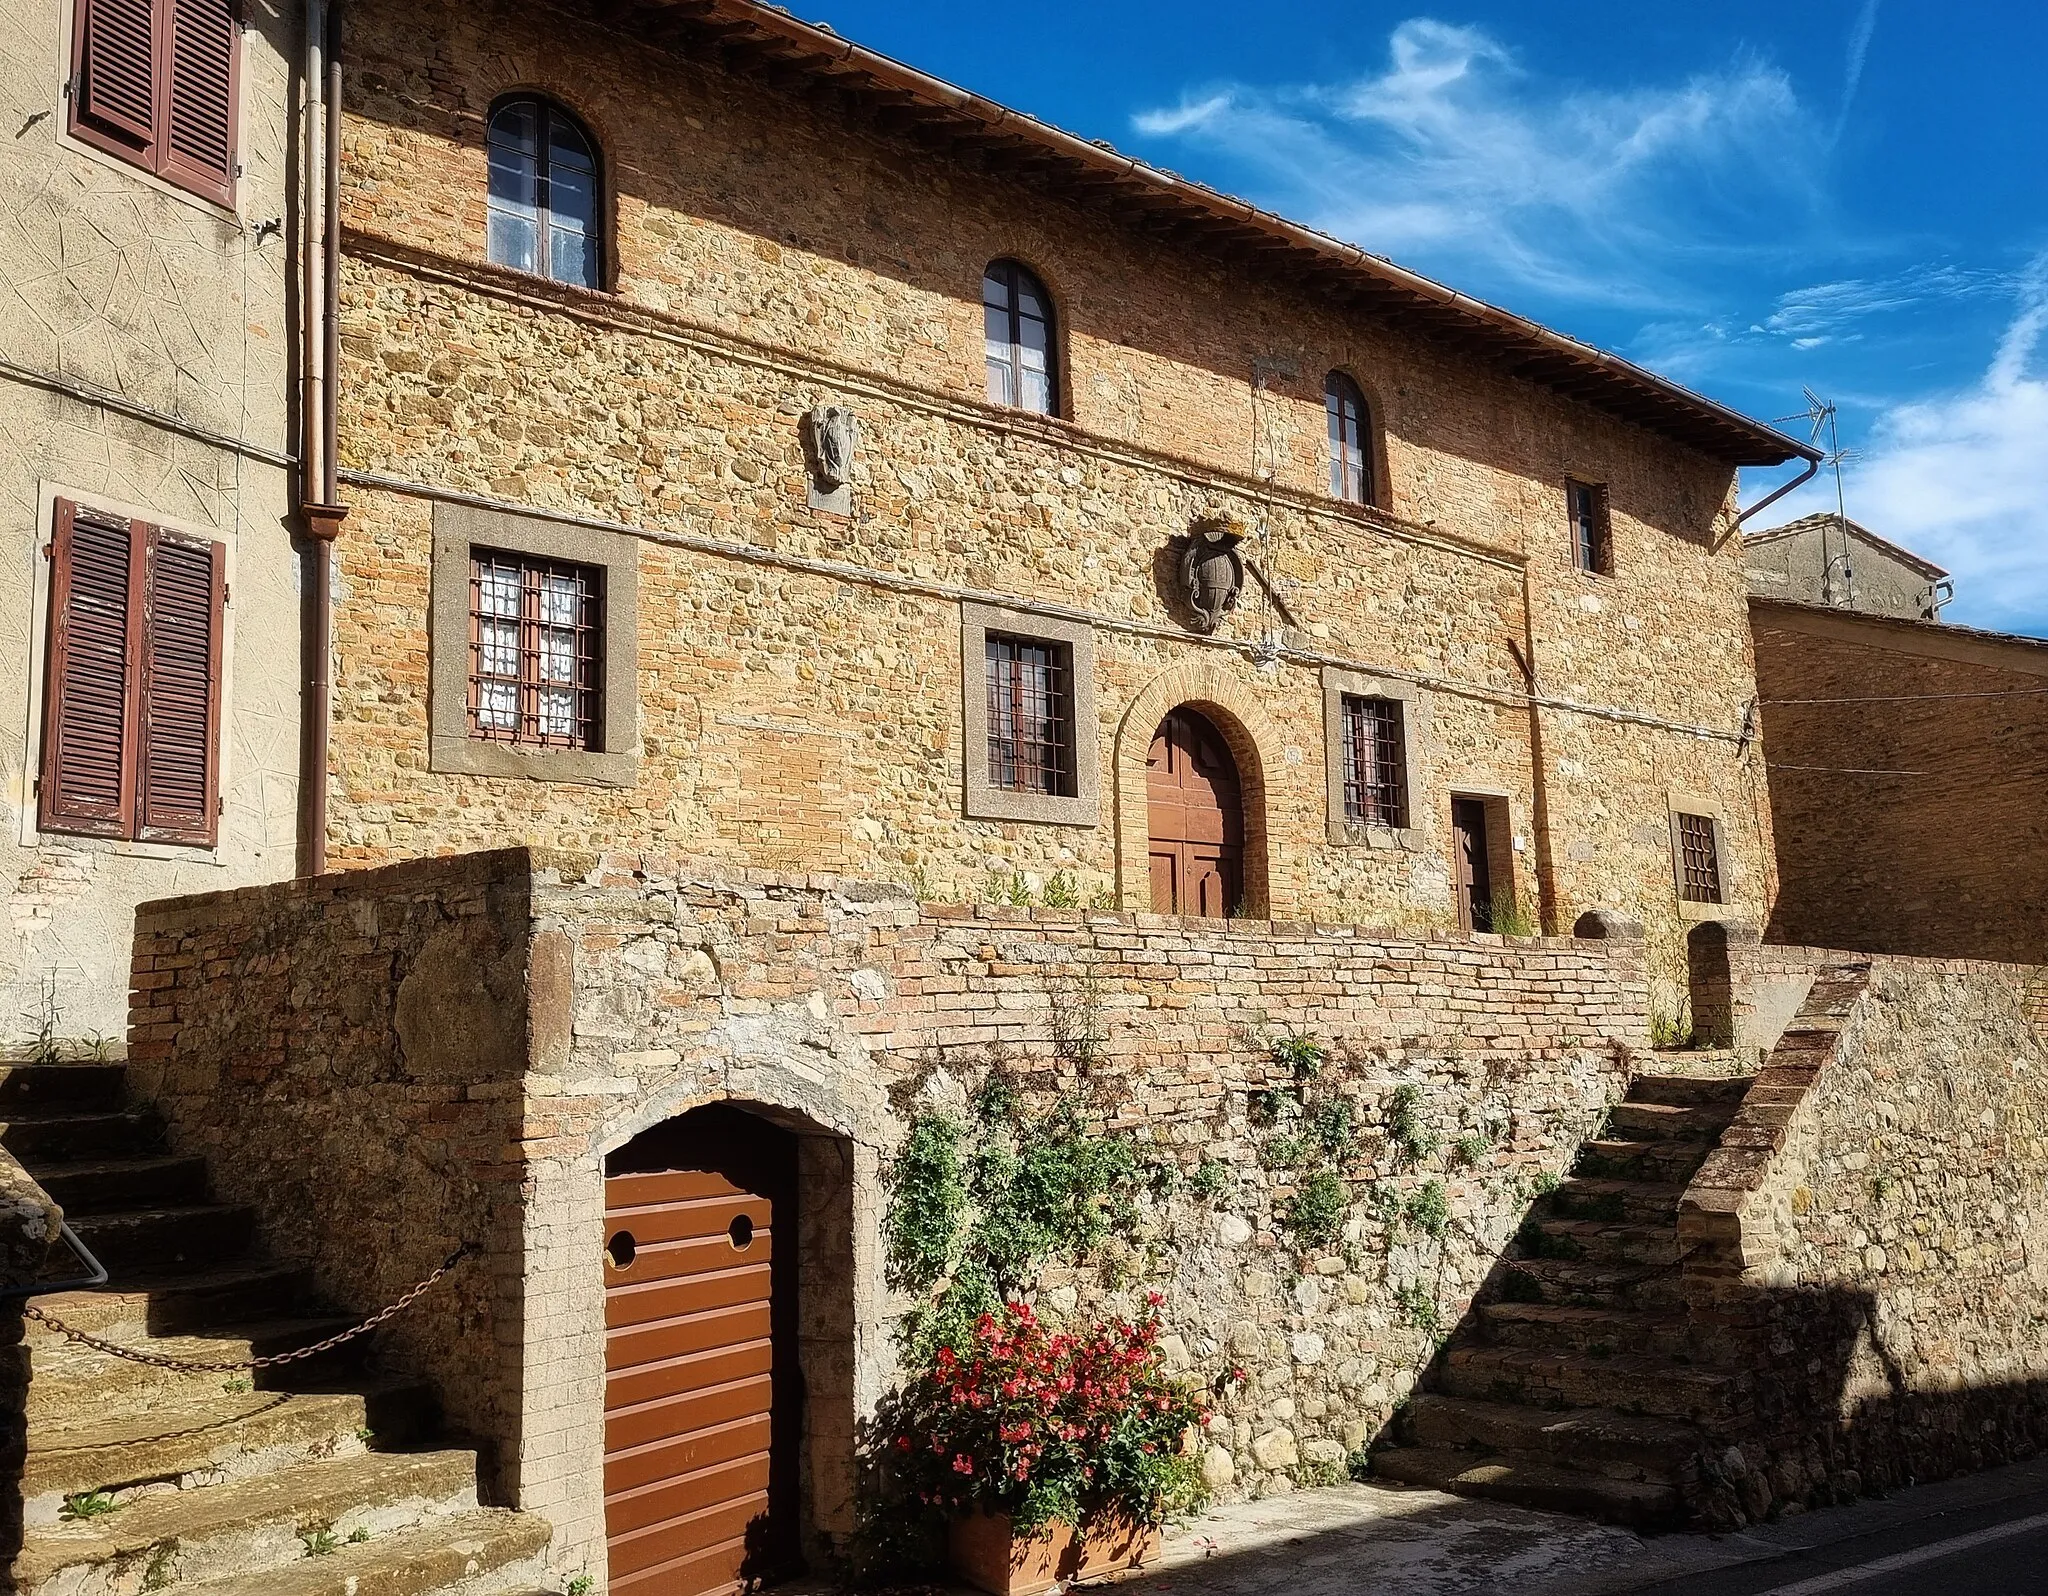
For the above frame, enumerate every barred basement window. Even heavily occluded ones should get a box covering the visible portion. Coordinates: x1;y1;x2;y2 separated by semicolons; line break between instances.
985;633;1074;796
467;550;603;750
1340;694;1407;826
1675;811;1724;904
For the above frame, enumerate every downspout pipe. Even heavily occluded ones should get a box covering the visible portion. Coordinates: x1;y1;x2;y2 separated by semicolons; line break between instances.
1731;453;1821;531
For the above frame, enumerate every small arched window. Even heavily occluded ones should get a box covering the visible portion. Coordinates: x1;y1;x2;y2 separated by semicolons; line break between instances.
486;96;601;289
1325;372;1374;506
983;260;1059;416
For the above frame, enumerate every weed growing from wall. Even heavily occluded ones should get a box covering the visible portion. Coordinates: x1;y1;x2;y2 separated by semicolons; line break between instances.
1388;1084;1438;1164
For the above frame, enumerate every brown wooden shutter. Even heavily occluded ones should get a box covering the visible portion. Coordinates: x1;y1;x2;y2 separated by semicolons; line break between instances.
136;526;226;845
73;0;159;147
162;0;238;205
40;501;142;839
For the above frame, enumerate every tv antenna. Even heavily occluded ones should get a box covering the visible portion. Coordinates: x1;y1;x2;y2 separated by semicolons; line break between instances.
1774;389;1860;606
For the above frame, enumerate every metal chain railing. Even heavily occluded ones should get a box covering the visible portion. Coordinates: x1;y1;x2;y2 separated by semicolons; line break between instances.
22;1243;477;1373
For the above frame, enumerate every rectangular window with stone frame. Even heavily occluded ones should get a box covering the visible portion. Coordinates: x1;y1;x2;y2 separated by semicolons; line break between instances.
985;633;1075;798
467;550;603;751
959;602;1100;827
1321;668;1426;849
1673;810;1725;904
1339;693;1407;828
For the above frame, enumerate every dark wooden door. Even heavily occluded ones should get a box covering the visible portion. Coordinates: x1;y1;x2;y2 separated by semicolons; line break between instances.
1147;708;1244;917
1451;797;1494;933
604;1108;799;1596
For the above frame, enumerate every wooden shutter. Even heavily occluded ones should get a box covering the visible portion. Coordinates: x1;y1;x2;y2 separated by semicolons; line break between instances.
73;0;158;146
162;0;238;205
137;526;226;844
41;501;142;839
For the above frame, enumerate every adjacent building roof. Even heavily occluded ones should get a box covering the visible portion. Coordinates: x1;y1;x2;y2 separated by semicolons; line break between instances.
620;0;1821;470
1750;596;2048;669
1744;513;1950;580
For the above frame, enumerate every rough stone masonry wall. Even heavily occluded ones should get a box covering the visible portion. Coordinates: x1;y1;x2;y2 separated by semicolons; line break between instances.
328;0;1773;995
1681;954;2048;1518
1755;601;2048;966
129;849;1648;1582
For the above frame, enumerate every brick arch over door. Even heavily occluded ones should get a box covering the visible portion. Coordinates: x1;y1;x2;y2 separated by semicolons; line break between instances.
1114;662;1280;917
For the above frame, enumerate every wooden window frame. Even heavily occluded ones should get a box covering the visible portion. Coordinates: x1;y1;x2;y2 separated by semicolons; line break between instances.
984;633;1075;799
1321;668;1427;849
1672;810;1726;907
1339;693;1407;828
67;0;242;209
466;549;605;752
37;497;226;848
484;94;604;290
960;603;1098;826
1567;477;1612;575
982;259;1061;418
1325;371;1375;507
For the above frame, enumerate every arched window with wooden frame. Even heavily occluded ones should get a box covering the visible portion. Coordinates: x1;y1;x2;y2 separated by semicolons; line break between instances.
486;95;602;289
1325;371;1375;506
982;259;1060;416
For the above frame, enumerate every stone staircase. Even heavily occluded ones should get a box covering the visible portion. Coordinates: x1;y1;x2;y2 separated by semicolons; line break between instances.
4;1060;554;1596
1371;1068;1756;1528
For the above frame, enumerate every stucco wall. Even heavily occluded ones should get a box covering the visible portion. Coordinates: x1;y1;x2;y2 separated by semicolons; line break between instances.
0;0;304;1043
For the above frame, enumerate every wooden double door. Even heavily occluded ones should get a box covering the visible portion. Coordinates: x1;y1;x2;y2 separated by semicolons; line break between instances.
1147;707;1245;917
603;1107;800;1596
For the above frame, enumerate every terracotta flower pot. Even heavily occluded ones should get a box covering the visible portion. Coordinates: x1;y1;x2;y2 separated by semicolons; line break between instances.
948;1509;1162;1596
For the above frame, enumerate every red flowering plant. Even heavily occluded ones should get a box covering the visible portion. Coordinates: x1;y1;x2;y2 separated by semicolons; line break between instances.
885;1294;1209;1535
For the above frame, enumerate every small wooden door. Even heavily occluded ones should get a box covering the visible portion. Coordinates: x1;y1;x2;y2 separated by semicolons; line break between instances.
604;1108;799;1596
1147;708;1244;917
1451;797;1494;933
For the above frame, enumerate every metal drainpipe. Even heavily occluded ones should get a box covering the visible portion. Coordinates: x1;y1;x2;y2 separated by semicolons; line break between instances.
1730;453;1821;530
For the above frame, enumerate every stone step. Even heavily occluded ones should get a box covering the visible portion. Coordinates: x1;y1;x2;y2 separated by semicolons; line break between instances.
178;1508;553;1596
1478;1301;1701;1360
36;1155;211;1215
1605;1101;1737;1144
1574;1137;1719;1184
4;1108;161;1161
1543;1176;1686;1226
16;1448;482;1596
1517;1216;1680;1267
29;1317;368;1419
1626;1073;1755;1109
0;1063;127;1112
1367;1445;1683;1528
1490;1258;1685;1312
1440;1345;1743;1425
30;1261;316;1339
1399;1395;1708;1487
69;1204;258;1273
24;1379;439;1512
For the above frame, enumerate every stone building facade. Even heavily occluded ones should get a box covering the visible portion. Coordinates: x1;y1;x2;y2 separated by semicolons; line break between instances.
1754;598;2048;965
1745;513;1953;621
327;0;1812;1008
0;0;307;1042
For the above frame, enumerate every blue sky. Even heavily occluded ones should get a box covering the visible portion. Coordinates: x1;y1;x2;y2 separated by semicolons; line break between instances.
804;1;2048;635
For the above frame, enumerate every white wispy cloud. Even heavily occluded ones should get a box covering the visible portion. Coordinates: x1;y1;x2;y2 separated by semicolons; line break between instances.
1835;0;1882;142
1130;17;1819;307
1757;263;2010;347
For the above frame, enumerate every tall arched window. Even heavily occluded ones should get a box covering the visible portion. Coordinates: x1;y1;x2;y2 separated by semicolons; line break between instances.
487;96;601;289
1325;372;1373;505
983;260;1059;416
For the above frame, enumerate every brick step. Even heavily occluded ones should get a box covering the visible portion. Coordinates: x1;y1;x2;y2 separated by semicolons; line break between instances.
1605;1101;1739;1143
15;1449;482;1596
1625;1073;1755;1108
36;1155;211;1215
0;1063;127;1111
1440;1345;1743;1425
1574;1137;1720;1183
3;1108;161;1161
1477;1301;1702;1360
1516;1216;1679;1267
24;1379;439;1512
29;1317;369;1420
177;1509;552;1596
1367;1445;1682;1528
30;1261;317;1340
69;1204;258;1273
1491;1258;1685;1312
1398;1395;1709;1487
1542;1177;1686;1226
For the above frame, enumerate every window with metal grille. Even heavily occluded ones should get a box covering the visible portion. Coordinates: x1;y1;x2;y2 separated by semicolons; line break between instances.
1325;372;1374;505
985;633;1074;795
1340;694;1407;826
68;0;241;208
487;96;601;289
1568;478;1611;574
1676;811;1724;904
467;550;603;750
983;259;1059;416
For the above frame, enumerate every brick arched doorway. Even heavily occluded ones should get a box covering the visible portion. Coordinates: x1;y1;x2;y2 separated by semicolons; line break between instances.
1147;706;1245;916
602;1104;803;1596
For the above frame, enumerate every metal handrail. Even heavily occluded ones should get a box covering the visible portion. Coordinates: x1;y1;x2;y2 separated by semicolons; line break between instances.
0;1222;109;1301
